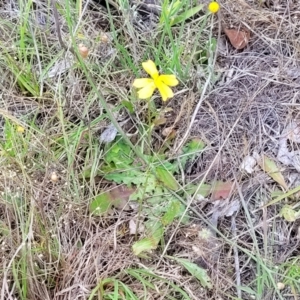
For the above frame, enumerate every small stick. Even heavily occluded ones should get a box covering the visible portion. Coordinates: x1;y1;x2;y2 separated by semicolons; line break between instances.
231;215;242;299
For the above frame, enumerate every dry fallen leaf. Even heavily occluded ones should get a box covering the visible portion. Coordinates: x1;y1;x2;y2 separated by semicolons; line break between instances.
47;56;74;78
240;155;257;174
90;185;135;216
277;123;300;172
285;121;300;143
153;117;167;126
100;123;118;143
258;154;288;190
129;219;145;235
100;119;129;143
110;185;135;210
210;180;235;201
224;28;250;50
209;198;240;228
162;127;176;138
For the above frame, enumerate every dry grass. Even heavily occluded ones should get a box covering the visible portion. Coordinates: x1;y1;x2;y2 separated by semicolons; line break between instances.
1;0;300;299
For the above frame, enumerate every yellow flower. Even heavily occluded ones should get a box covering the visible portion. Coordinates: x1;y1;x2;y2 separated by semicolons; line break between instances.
16;125;25;133
133;60;179;101
208;1;219;13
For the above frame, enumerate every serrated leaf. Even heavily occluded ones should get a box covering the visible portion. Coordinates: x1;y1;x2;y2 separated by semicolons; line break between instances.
104;170;145;185
105;140;133;167
170;5;203;26
178;139;206;170
156;167;178;190
258;155;288;190
183;139;206;154
169;257;212;289
130;175;157;200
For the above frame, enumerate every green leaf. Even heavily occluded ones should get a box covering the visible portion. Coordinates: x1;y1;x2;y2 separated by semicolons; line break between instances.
132;238;156;257
132;225;164;256
130;175;157;200
169;5;203;26
105;139;133;167
125;268;191;299
167;0;182;17
207;38;217;53
264;185;300;208
104;170;145;185
179;138;206;170
161;199;181;225
155;167;178;190
271;189;285;199
280;205;300;222
237;285;256;295
185;183;211;197
169;256;212;289
3;120;15;157
121;100;134;113
89;192;112;216
183;139;206;154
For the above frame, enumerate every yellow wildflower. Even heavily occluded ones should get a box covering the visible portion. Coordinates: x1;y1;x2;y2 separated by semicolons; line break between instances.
208;1;219;13
133;60;179;101
16;125;25;133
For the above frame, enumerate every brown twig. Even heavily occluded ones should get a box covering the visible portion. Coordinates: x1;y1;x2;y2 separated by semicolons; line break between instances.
50;0;74;54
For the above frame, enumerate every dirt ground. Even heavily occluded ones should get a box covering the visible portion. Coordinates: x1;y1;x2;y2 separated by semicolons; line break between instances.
1;0;300;299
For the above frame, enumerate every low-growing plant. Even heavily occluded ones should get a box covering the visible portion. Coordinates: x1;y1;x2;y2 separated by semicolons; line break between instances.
89;138;211;256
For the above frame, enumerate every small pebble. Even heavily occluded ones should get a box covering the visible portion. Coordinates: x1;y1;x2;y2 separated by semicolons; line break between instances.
277;282;285;290
50;171;58;182
78;43;89;58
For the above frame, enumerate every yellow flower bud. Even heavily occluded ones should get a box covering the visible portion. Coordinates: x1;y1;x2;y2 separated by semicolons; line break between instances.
208;1;219;13
16;125;25;133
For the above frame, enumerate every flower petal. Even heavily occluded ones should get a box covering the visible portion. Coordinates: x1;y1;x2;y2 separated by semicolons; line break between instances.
142;60;159;79
137;82;156;99
133;78;154;88
155;79;174;101
159;74;179;87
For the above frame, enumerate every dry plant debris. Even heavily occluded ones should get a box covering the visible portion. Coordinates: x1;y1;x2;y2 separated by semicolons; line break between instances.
1;0;300;299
